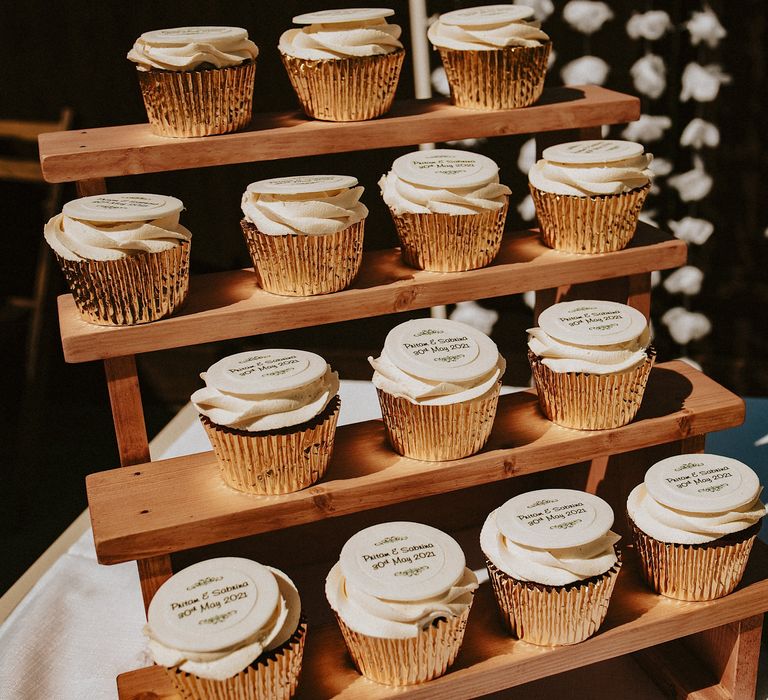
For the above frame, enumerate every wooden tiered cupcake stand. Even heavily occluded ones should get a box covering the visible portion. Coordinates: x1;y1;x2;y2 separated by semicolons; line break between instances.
39;85;768;699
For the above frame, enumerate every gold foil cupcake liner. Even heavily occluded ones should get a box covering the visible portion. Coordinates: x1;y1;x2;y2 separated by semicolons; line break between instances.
201;396;340;495
280;49;404;122
241;219;364;296
165;617;307;700
388;199;509;272
485;555;620;646
376;382;500;461
334;603;472;686
55;243;190;326
528;348;655;430
530;184;651;254
437;43;551;111
137;60;256;137
629;517;760;601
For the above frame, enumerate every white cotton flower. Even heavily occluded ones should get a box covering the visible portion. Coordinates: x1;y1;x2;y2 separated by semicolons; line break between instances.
668;156;713;202
680;63;732;102
515;0;555;21
560;56;610;86
622;114;672;142
547;46;557;70
626;11;672;41
668;217;714;245
686;7;726;48
661;307;712;344
445;138;487;148
563;1;614;34
676;356;703;371
639;209;658;227
648;157;673;177
630;54;666;99
431;66;449;97
518;138;537;175
651;270;662;288
663;266;704;296
680;118;720;149
449;301;499;336
523;290;536;310
518;194;536;221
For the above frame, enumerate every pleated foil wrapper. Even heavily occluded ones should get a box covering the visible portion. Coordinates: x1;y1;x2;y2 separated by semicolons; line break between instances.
165;617;307;700
629;516;760;601
437;43;550;111
376;382;500;461
530;183;651;254
485;554;620;646
334;603;472;686
200;396;340;495
136;60;256;137
280;49;404;122
388;199;508;272
241;219;364;296
528;348;655;430
55;243;190;326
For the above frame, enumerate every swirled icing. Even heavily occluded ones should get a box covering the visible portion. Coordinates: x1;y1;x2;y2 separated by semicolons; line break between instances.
241;186;368;236
480;508;620;586
145;567;301;682
128;32;258;71
428;15;549;50
44;212;191;262
627;483;766;545
325;562;477;638
379;171;510;216
529;153;654;196
279;18;403;60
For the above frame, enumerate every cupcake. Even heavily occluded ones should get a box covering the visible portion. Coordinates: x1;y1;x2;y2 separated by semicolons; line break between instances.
128;26;258;137
241;175;367;296
529;140;653;253
628;454;766;601
44;193;191;325
370;317;505;460
427;5;551;110
192;350;340;495
326;521;478;685
379;149;510;272
145;557;306;699
481;489;621;646
279;8;404;121
528;300;655;430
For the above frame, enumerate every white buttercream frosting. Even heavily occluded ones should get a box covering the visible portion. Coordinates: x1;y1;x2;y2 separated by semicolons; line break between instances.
627;483;765;545
241;186;368;236
279;18;403;60
527;325;651;374
145;567;301;682
325;562;477;638
529;153;654;196
44;212;191;262
428;13;549;50
192;362;339;432
379;171;510;215
128;29;258;71
481;507;620;586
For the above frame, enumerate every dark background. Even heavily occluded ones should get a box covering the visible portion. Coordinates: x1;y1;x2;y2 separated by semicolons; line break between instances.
1;1;766;593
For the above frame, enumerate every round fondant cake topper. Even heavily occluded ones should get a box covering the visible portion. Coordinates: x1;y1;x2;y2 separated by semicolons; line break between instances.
147;557;279;652
247;175;358;196
141;27;248;45
496;489;615;549
391;149;499;188
384;318;498;382
339;521;465;601
63;193;183;223
439;5;535;26
542;140;645;165
537;300;647;347
645;454;761;514
205;350;327;394
293;8;394;24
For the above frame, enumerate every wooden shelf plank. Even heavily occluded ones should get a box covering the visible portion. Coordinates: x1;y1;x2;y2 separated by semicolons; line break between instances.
116;543;768;699
58;223;684;363
39;85;638;183
87;361;743;564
